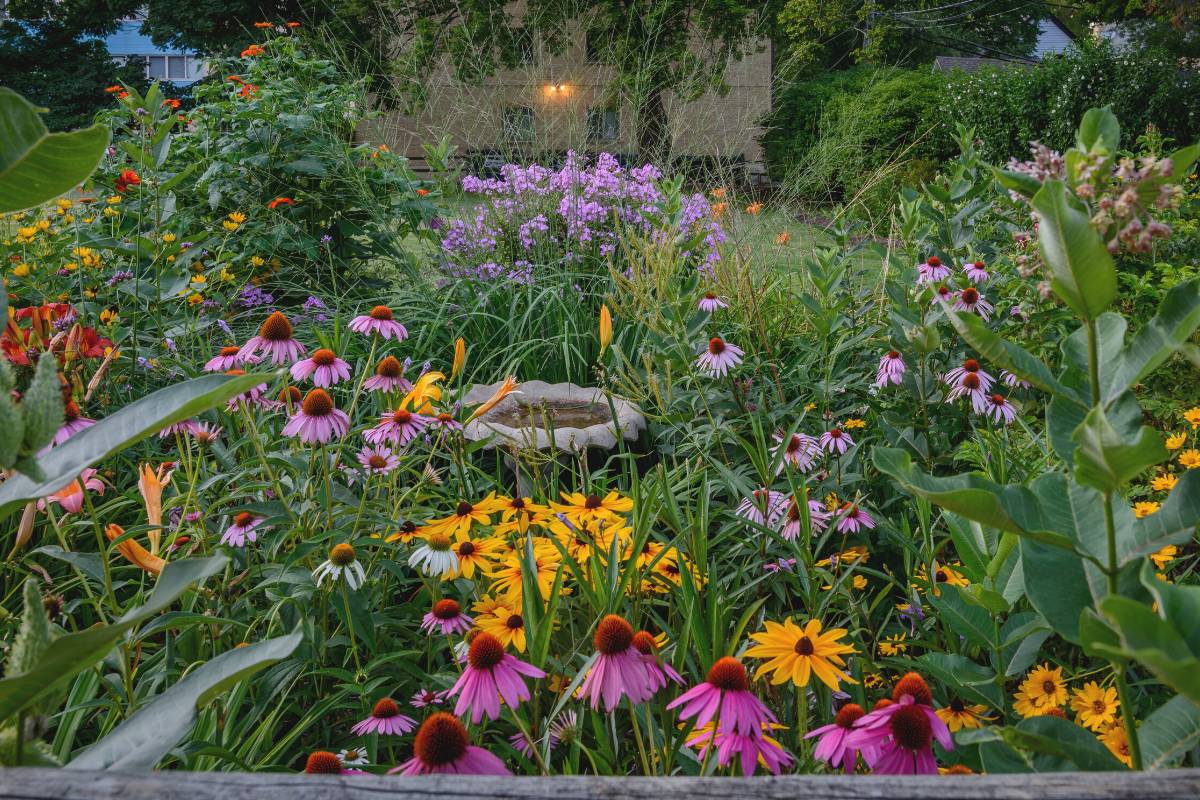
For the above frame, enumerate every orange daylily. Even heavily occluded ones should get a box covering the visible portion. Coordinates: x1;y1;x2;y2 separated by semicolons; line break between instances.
138;463;172;555
106;524;165;575
404;371;445;415
468;376;519;422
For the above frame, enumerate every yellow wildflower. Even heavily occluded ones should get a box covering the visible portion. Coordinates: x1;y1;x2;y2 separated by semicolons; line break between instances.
1150;473;1178;491
1166;432;1186;450
1133;501;1160;518
1179;449;1200;469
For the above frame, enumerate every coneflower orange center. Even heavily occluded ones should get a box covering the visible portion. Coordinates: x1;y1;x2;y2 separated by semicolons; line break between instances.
280;386;302;403
64;401;80;421
226;368;246;377
437;412;454;423
304;751;342;773
890;704;932;751
372;697;400;718
892;672;933;705
704;291;717;299
329;543;356;566
829;428;843;438
432;599;460;619
234;511;254;527
927;256;941;267
392;408;412;424
468;632;505;669
888;350;900;359
786;435;803;453
312;348;337;366
961;287;980;304
794;636;815;656
220;345;240;357
369;305;393;321
376;356;402;377
301;389;333;416
990;393;1005;405
963;359;980;372
594;614;634;655
962;374;981;390
708;337;725;354
873;698;895;710
259;311;293;341
368;454;388;468
414;712;468;766
631;630;657;654
706;657;749;691
835;703;865;728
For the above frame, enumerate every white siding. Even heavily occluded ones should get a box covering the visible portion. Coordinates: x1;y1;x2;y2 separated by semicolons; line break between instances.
1033;18;1074;59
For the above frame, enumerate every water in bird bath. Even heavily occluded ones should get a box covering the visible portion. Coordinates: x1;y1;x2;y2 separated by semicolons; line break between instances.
487;399;612;430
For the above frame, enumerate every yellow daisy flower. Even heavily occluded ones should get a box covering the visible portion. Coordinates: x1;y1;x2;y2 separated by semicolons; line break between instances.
1099;723;1133;767
878;633;907;656
473;597;526;651
1150;544;1178;569
935;699;991;732
1150;473;1178;491
549;490;633;525
1166;432;1186;450
1019;662;1068;710
1070;681;1119;732
1179;449;1200;469
1184;407;1200;429
446;536;502;580
424;492;507;541
1133;501;1161;518
744;618;857;690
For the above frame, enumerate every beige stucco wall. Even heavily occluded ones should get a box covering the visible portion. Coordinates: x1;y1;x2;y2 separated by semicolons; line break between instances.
362;29;772;169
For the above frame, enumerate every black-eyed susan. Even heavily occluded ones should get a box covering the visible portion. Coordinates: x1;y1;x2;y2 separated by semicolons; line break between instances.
935;698;990;732
473;596;526;651
877;633;907;656
1099;722;1133;767
447;536;501;580
1017;662;1068;711
425;492;506;541
1070;681;1119;732
489;552;561;603
550;490;633;524
493;495;548;535
744;618;857;690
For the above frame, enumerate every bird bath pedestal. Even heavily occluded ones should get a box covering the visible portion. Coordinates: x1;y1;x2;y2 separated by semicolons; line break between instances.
462;380;646;496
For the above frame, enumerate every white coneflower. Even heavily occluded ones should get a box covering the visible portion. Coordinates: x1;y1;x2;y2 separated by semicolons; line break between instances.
313;543;366;589
409;532;458;577
337;747;370;767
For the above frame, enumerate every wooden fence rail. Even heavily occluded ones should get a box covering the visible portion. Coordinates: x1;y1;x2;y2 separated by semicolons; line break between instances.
2;768;1200;800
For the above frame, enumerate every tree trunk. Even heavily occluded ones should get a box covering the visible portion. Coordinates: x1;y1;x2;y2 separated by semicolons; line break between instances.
635;86;670;167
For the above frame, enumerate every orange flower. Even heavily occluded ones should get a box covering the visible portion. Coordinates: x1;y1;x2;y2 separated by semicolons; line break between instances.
745;202;764;215
268;197;294;209
227;75;244;84
254;21;273;28
106;524;165;575
115;169;141;193
711;202;727;218
286;21;301;28
239;84;259;98
162;98;180;109
710;187;727;199
416;188;430;196
241;44;265;57
117;91;129;99
138;463;172;555
468;376;519;421
104;85;122;94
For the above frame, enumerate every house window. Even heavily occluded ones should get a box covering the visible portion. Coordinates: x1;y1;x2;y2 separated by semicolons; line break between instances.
138;55;203;82
502;106;535;143
587;108;619;142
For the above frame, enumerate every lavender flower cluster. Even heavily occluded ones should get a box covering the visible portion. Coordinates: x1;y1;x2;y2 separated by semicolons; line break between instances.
441;152;724;283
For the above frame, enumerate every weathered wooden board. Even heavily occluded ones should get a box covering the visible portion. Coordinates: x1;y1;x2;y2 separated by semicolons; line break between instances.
1;768;1199;800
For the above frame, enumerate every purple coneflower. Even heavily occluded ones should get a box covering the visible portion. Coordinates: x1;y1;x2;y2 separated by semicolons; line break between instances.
916;256;950;284
772;431;819;473
980;393;1017;425
51;402;96;445
835;503;876;534
364;407;432;447
632;630;683;694
157;419;199;440
944;358;995;393
820;428;854;455
695;337;743;377
204;345;257;372
239;311;306;365
578;615;655;711
363;355;412;393
282;388;350;444
962;260;989;283
954;287;994;320
930;285;954;305
190;422;223;446
356;445;399;475
779;497;832;540
687;725;794;776
303;751;357;775
847;673;952;775
698;292;729;312
735;488;788;527
667;657;775;737
389;713;510;775
875;350;906;387
448;632;545;723
1001;370;1031;389
411;688;446;708
290;348;351;387
220;511;263;546
350;697;416;736
421;598;473;636
223;369;269;411
807;703;866;773
350;305;409;340
429;412;464;432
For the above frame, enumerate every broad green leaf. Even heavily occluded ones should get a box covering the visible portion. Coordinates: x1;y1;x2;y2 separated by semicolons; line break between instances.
993;167;1042;199
0;88;110;213
1140;560;1200;655
1099;595;1200;705
1000;613;1052;677
1077;106;1121;154
1072;406;1166;493
930;585;993;647
0;556;227;724
979;715;1126;772
1119;469;1200;566
1169;143;1200;182
943;311;1076;402
1020;537;1091;644
1031;179;1117;320
67;631;301;770
1140;694;1200;769
0;372;273;519
1105;279;1200;406
916;653;1002;708
1029;472;1108;562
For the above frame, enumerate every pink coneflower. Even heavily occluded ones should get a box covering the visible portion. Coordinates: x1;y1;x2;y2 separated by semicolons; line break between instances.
667;657;775;737
916;256;950;284
356;445;399;475
735;488;788;527
364;407;432;447
38;468;104;514
695;337;743;377
54;402;95;444
411;688;446;707
1001;370;1031;389
954;287;994;320
282;389;350;444
429;412;464;432
944;358;995;393
847;673;952;775
632;630;683;694
190;422;223;446
448;631;545;723
303;751;359;775
835;503;876;534
421;598;473;636
807;702;866;773
963;261;989;283
204;345;258;372
980;393;1017;425
389;713;510;775
931;285;954;305
290;348;351;388
351;697;417;737
350;305;408;340
220;511;263;546
239;311;306;365
157;419;199;439
779;497;832;540
698;292;729;312
875;351;906;388
223;369;269;411
772;431;819;473
579;615;656;711
363;355;412;393
687;725;794;776
820;428;854;455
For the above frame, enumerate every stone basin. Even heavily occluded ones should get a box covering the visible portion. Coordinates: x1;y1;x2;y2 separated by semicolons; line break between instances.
463;380;645;452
